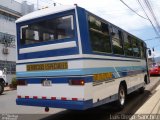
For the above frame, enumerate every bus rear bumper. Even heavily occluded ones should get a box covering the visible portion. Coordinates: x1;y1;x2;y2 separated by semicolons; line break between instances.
16;98;92;110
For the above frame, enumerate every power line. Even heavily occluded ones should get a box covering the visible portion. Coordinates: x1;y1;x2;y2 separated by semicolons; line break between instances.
144;37;160;41
137;0;160;37
119;0;149;20
144;0;160;33
120;0;160;38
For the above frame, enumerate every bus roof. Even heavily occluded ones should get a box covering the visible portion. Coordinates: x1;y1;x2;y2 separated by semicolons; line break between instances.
16;5;76;23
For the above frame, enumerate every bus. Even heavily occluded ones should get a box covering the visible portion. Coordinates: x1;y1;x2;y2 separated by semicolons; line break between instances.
16;5;150;111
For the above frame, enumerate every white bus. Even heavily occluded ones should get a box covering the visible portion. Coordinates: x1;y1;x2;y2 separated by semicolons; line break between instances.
16;5;150;111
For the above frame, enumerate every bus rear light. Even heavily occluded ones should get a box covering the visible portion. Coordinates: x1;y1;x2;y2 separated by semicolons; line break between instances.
33;96;38;99
17;80;27;86
69;80;85;85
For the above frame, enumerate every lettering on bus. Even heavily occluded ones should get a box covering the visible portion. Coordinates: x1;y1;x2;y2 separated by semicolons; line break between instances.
27;62;68;71
93;72;113;81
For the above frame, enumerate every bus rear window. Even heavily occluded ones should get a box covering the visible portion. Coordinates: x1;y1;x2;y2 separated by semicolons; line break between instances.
20;15;74;45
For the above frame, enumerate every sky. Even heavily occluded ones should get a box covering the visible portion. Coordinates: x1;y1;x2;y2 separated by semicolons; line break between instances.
16;0;160;57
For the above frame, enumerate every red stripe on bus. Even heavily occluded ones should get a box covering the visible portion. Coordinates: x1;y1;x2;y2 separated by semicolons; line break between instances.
51;97;56;100
72;98;78;101
42;96;46;99
33;96;38;99
25;96;29;99
61;97;67;100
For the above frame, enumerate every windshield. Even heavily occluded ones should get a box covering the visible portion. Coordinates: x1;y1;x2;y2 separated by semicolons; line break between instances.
20;15;74;45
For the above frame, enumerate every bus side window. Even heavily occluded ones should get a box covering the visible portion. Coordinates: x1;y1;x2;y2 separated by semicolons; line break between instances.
88;15;112;53
132;38;140;58
111;26;124;55
124;34;133;56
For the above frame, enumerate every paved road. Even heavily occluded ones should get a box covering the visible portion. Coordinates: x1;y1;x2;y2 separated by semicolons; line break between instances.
0;77;160;120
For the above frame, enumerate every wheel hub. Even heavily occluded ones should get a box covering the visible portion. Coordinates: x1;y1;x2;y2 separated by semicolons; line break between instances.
119;88;125;105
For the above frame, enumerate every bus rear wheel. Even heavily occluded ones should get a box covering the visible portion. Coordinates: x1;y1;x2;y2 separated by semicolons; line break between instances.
116;85;126;110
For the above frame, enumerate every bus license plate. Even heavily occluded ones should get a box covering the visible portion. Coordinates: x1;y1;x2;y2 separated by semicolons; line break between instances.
42;80;52;86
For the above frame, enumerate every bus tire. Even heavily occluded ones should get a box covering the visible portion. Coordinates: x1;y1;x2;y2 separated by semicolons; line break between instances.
144;74;150;84
116;84;126;110
0;82;4;95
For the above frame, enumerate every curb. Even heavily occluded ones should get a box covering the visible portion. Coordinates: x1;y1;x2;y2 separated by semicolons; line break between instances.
149;78;160;92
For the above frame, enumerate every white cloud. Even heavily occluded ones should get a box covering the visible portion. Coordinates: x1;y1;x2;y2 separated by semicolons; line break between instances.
152;51;160;58
44;0;160;33
19;0;160;32
16;0;160;57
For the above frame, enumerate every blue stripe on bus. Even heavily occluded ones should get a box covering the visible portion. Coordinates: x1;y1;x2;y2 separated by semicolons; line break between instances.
16;98;93;110
17;76;92;84
16;66;146;78
16;69;145;83
16;67;115;78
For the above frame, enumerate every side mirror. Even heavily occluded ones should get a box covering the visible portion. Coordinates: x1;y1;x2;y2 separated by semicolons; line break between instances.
148;49;152;56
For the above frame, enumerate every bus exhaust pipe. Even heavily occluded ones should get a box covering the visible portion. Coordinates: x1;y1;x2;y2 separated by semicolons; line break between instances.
45;107;49;112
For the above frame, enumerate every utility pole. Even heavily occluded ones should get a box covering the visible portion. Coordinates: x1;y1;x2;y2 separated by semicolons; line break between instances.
37;0;39;10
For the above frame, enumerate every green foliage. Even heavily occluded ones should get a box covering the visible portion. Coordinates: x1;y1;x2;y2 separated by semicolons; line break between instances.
11;77;17;88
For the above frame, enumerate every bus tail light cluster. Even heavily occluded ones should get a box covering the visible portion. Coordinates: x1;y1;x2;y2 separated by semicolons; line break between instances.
17;80;27;86
69;80;85;86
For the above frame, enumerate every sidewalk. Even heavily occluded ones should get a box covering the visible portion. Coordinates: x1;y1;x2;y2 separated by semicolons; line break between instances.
4;86;16;91
135;85;160;114
130;83;160;119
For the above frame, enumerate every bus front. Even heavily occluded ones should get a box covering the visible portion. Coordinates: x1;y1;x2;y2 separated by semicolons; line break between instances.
16;6;92;110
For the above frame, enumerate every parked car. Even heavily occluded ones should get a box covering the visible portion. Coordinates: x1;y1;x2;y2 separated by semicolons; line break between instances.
0;68;7;94
149;65;160;76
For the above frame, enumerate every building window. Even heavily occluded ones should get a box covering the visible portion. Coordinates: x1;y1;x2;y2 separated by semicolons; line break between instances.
88;15;112;53
111;27;124;55
0;32;15;47
0;61;16;74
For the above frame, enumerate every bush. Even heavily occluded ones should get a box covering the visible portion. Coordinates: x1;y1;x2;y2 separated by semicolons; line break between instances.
11;77;17;88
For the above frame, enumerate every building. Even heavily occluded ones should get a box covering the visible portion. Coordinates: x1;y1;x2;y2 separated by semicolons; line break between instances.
0;0;34;83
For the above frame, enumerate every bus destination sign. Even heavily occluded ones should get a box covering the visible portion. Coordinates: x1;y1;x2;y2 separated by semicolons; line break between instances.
27;62;68;71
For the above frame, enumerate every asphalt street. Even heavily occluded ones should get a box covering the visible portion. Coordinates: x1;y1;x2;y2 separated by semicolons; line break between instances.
0;76;160;120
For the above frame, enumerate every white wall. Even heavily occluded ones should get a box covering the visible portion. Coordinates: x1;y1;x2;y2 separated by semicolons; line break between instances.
0;0;21;13
0;18;16;35
0;0;34;15
0;44;16;62
0;0;34;84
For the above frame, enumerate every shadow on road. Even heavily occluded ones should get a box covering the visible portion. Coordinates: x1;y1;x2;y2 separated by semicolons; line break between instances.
39;90;152;120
